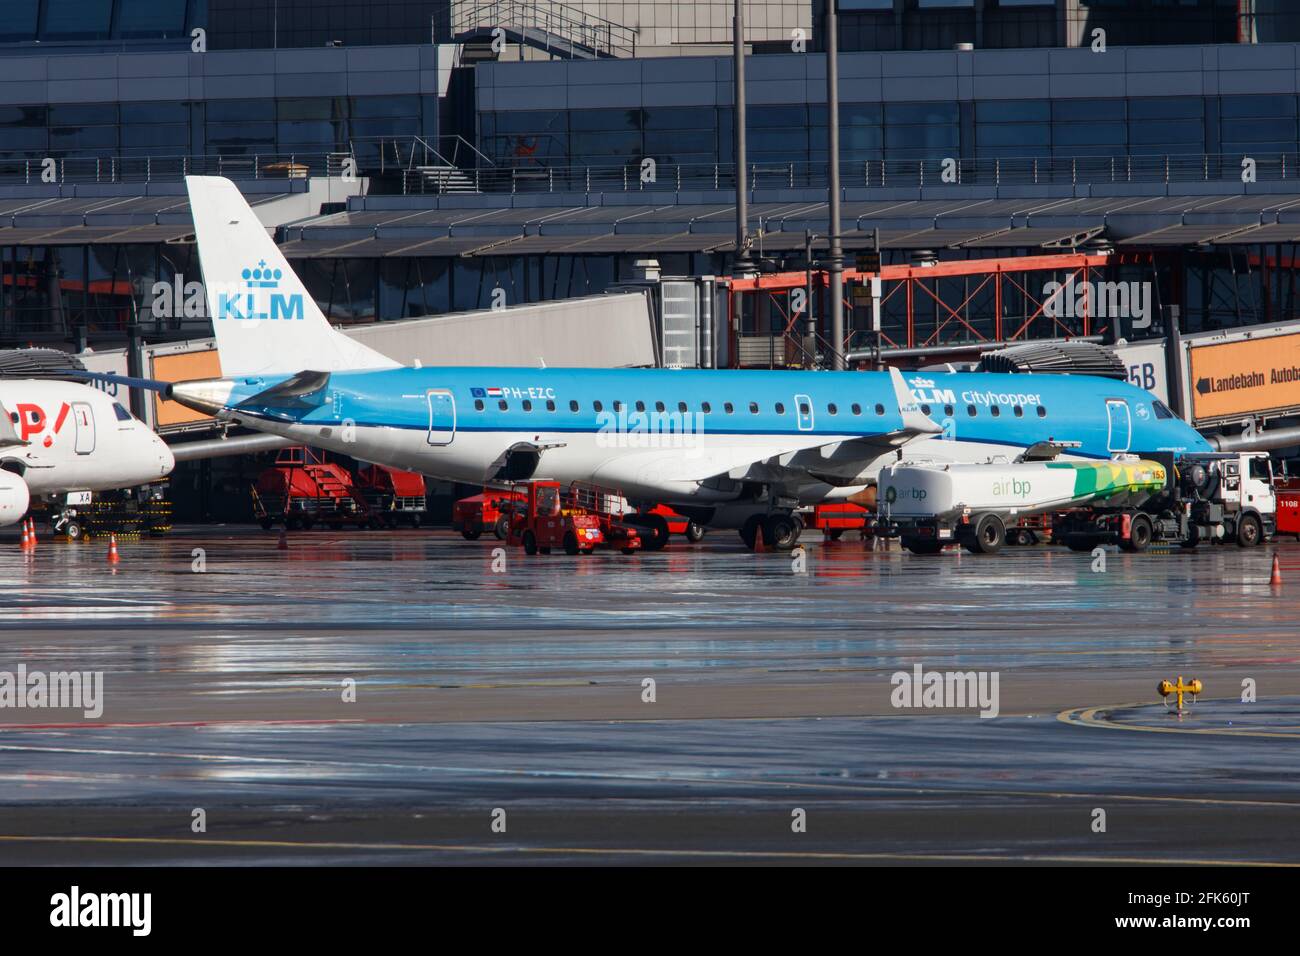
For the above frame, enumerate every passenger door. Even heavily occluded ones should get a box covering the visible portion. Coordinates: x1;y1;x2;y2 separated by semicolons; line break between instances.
426;389;456;446
1105;399;1131;453
72;402;95;455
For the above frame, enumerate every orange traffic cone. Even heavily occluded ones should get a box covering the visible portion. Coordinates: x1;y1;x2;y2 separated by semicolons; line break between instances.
19;520;30;550
27;518;36;548
753;522;766;553
277;530;289;551
106;534;120;564
1270;554;1283;588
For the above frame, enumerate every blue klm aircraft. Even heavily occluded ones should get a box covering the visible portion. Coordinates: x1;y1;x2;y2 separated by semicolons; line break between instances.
88;177;1213;551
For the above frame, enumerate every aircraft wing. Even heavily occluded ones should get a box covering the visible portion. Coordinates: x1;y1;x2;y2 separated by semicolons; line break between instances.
591;368;941;492
0;400;28;449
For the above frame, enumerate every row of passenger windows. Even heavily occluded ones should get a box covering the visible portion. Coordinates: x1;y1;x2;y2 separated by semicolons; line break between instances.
469;397;1050;419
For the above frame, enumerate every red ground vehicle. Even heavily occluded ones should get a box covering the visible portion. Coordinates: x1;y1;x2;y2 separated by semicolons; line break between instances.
1276;477;1300;540
453;487;526;540
801;502;873;540
646;504;706;543
252;447;374;530
355;464;427;528
506;481;641;555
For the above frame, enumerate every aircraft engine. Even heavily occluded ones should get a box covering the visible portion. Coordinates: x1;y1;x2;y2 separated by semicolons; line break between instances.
0;469;31;527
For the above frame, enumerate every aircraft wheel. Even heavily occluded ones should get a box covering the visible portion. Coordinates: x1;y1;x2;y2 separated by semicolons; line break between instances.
523;530;538;555
684;521;706;543
63;520;84;542
633;513;670;551
762;514;800;552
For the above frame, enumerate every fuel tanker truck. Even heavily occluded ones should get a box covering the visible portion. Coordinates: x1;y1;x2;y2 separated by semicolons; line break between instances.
881;443;1168;555
882;444;1275;555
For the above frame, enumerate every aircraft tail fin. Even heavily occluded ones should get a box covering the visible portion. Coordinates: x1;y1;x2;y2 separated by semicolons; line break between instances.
888;367;943;436
186;176;399;377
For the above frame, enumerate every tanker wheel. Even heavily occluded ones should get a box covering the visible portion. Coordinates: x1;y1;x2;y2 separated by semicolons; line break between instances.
493;516;510;540
563;531;580;556
1122;514;1153;553
903;537;943;555
739;515;762;550
963;513;1004;555
523;530;538;555
684;521;706;544
1180;524;1200;550
621;548;637;555
462;528;482;541
762;514;800;552
1237;513;1262;548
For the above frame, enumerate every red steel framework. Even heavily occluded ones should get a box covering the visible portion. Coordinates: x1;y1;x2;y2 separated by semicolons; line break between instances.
720;251;1159;368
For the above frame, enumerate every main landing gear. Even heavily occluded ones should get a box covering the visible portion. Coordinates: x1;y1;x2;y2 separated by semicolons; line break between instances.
739;512;804;552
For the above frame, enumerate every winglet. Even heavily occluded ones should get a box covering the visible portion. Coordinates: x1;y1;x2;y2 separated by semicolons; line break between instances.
889;366;943;435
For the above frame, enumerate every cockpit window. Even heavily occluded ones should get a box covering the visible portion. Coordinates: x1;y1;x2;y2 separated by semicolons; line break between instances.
113;402;132;422
1152;401;1174;420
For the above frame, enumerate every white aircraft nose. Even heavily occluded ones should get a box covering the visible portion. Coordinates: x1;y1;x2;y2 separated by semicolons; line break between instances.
153;432;176;476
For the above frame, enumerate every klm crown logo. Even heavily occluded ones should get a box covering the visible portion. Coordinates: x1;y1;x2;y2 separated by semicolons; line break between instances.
216;260;304;321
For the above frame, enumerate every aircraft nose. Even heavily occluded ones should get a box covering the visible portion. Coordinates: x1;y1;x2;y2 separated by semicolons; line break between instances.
153;432;176;476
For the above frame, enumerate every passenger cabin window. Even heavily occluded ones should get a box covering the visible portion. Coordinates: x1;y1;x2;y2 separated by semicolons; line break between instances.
655;401;666;413
775;402;786;415
522;400;533;411
944;404;954;417
474;399;485;411
678;401;688;413
701;402;712;413
498;400;508;411
851;404;861;415
1036;406;1047;418
546;400;556;411
1013;405;1023;418
920;404;931;416
990;406;1001;418
749;402;759;414
724;402;734;414
875;404;885;415
569;400;579;412
593;400;603;412
612;400;623;412
827;403;838;415
635;401;645;412
967;404;977;417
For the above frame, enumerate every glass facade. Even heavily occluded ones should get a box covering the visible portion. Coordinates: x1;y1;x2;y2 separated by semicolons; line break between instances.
207;0;448;50
0;96;428;163
0;0;204;43
478;94;1300;170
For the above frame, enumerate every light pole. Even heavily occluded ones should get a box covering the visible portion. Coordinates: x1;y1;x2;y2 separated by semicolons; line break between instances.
733;0;755;277
826;0;844;369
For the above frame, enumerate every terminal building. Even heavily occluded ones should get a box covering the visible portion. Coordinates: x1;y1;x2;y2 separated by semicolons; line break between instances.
5;0;1300;508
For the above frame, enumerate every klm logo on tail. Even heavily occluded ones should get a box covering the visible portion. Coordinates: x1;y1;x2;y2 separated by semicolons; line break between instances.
216;260;304;321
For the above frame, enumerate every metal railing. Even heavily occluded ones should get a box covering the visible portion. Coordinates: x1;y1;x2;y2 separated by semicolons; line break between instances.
3;148;1297;193
450;0;637;58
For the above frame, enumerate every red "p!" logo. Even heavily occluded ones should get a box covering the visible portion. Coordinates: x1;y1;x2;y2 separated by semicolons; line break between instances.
16;403;44;443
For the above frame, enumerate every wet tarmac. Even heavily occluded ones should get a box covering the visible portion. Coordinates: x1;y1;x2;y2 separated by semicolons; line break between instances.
1;525;1298;865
